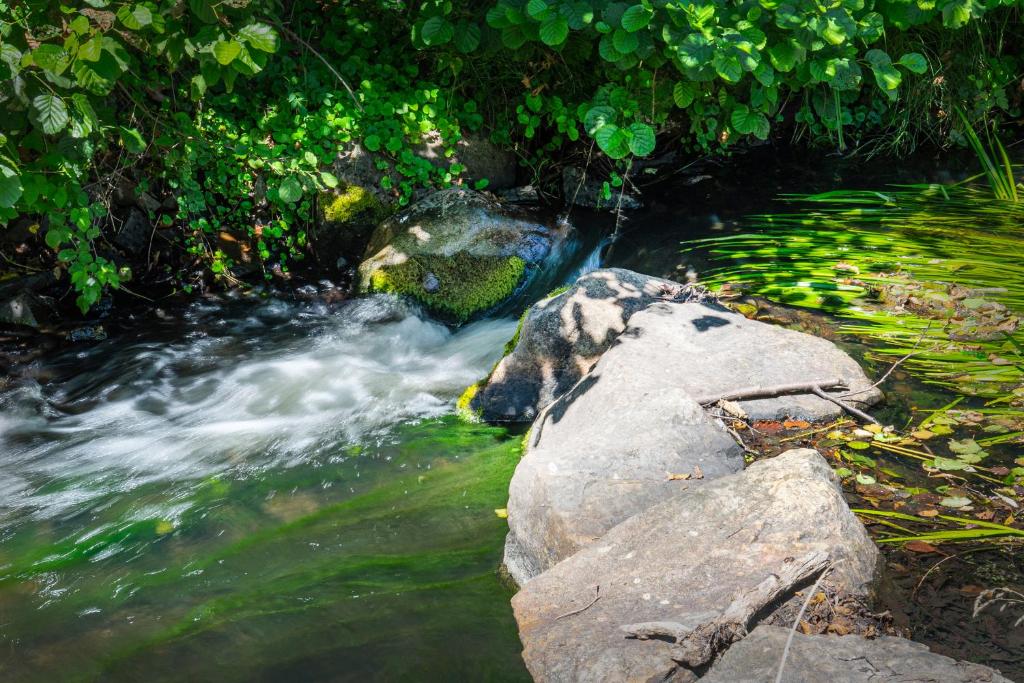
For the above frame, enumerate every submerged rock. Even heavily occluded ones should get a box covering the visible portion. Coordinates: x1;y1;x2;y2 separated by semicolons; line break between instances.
471;268;695;421
511;450;879;682
473;268;882;422
358;188;568;322
704;625;1012;683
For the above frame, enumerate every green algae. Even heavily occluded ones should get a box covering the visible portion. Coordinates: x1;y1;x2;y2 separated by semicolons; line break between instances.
368;253;527;323
0;418;528;682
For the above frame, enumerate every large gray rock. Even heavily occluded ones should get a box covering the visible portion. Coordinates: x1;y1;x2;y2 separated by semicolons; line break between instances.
704;625;1013;683
475;270;882;422
473;268;695;421
504;305;744;584
512;450;879;683
358;188;569;322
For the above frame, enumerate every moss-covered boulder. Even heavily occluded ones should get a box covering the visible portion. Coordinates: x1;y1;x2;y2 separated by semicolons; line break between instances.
358;188;568;322
315;185;392;269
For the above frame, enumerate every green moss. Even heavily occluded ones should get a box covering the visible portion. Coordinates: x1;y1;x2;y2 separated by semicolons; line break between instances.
321;185;389;225
456;381;484;423
368;253;527;323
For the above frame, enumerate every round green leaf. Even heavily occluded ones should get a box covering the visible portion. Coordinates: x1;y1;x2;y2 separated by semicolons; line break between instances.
278;177;303;204
730;105;770;139
421;16;454;46
620;4;653;32
612;28;638;54
584;105;616;134
526;0;549;18
897;52;928;74
594;123;629;159
30;94;69;135
627;122;656;156
454;23;482;53
540;16;569;46
320;172;340;189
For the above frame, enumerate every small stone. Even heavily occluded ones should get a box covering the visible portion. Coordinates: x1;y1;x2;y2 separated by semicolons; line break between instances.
422;272;440;293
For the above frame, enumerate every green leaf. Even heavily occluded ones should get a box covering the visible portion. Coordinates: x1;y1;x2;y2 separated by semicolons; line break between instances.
117;4;153;30
213;40;242;65
612;28;638;53
621;4;653;32
77;36;103;62
320;171;339;189
594;123;630;159
730;104;770;140
584;105;617;134
672;81;696;108
540;16;569;45
897;52;928;74
31;44;70;75
0;164;23;209
278;177;303;204
421;16;454;46
767;38;803;72
238;23;279;53
30;94;70;135
932;456;969;471
454;23;482;53
712;50;742;83
527;0;549;18
189;0;218;24
627;122;656;156
119;127;146;153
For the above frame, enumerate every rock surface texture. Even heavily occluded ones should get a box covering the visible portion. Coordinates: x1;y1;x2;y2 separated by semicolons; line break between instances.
473;268;691;421
475;269;882;422
703;625;1013;683
358;188;567;322
511;450;879;683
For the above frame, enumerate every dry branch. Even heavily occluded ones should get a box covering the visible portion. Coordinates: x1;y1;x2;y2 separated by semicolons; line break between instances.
694;380;848;406
622;550;830;669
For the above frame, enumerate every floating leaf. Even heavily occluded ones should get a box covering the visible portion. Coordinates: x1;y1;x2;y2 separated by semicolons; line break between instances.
847;441;871;450
905;540;939;553
940;496;972;509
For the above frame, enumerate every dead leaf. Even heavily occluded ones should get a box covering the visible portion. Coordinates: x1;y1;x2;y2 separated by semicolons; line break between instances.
783;419;811;429
666;472;691;481
905;540;940;553
911;429;935;440
693;464;704;480
959;585;984;596
719;399;747;420
753;420;784;434
918;509;939;517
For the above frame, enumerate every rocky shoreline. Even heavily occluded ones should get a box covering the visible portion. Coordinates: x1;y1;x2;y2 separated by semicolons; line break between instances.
463;266;1012;681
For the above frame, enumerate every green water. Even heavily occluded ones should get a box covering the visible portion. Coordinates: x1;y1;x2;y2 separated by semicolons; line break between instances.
0;417;527;682
0;296;530;681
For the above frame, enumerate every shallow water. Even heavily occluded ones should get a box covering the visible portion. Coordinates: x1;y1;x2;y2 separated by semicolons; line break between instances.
0;295;528;681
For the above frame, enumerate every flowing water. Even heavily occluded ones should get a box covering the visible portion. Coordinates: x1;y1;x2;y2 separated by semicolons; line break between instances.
0;295;529;681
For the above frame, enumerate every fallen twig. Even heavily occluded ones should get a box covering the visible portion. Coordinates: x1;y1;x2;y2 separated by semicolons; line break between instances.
810;385;879;425
775;562;835;683
694;380;848;406
622;550;830;669
554;584;600;621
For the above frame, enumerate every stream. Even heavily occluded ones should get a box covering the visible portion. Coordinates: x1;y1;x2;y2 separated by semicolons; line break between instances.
0;149;1020;680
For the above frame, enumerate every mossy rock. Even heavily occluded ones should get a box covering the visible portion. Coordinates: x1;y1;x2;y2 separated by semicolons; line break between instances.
368;252;526;323
321;185;390;226
359;188;568;323
316;185;393;267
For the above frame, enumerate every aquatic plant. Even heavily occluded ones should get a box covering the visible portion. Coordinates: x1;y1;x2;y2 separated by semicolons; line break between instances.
685;184;1024;400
